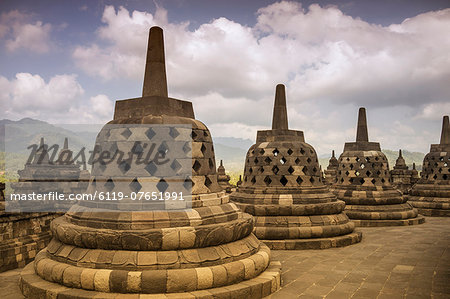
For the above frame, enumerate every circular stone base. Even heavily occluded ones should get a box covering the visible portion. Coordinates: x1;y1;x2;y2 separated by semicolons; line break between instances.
261;231;362;250
350;215;426;227
20;261;281;299
412;208;450;217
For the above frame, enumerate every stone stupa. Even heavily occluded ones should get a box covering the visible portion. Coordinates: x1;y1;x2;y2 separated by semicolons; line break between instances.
324;150;338;185
217;160;232;192
1;138;87;273
332;108;425;226
408;115;450;216
230;84;362;250
390;149;416;194
20;26;280;298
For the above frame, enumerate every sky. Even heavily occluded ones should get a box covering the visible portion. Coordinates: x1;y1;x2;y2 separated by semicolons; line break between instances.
0;0;449;156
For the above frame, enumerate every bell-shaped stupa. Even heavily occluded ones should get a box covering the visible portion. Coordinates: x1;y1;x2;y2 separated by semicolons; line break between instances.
324;150;339;185
390;149;417;194
20;27;280;298
230;84;362;250
332;108;425;226
409;116;450;216
217;160;232;192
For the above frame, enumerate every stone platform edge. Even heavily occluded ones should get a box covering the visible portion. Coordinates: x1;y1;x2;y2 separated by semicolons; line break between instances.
20;261;281;299
262;231;362;250
351;215;426;227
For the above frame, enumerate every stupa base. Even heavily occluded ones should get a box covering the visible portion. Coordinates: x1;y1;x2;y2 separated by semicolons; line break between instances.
350;215;426;227
20;260;281;299
261;231;362;250
408;199;450;217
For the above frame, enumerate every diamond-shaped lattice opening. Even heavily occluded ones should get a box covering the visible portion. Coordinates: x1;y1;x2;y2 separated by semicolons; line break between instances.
310;149;314;154
444;162;448;167
374;156;379;161
171;160;182;173
355;171;360;176
183;178;193;190
191;130;197;139
360;178;365;184
203;130;208;137
371;179;376;184
340;178;344;183
300;148;305;155
349;178;354;183
280;175;288;186
360;163;365;169
350;164;354;170
158;142;169;157
259;148;265;155
366;170;371;176
254;157;259;164
433;174;438;179
296;176;303;185
129;178;142;192
91;178;97;187
265;157;272;164
183;142;191;154
287;148;293;155
145;128;156;140
121;128;132;139
264;176;272;186
346;157;350;161
131;142;144;154
376;170;381;175
439;157;444;161
434;162;438;167
244;176;247;182
105;178;115;191
209;159;214;169
193;160;201;172
443;174;448;180
249;167;253;174
309;177;315;184
295;158;301;164
288;166;294;174
156;179;169;192
272;165;279;174
259;166;264;173
251;149;255;155
280;157;287;164
381;178;386;183
273;148;279;156
345;171;350;176
204;176;212;188
313;167;317;173
118;160;131;174
200;144;207;155
145;162;158;175
303;166;308;173
169;127;179;139
356;157;360;162
251;176;256;184
306;157;311;163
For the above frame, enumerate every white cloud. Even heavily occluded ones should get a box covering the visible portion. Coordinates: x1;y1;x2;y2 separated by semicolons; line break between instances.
65;2;450;154
0;10;53;53
1;73;113;124
416;102;450;120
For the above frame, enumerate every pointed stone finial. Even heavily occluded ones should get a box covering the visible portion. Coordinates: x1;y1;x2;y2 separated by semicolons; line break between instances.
142;26;168;98
440;115;449;145
272;84;288;130
40;137;44;146
332;150;335;158
220;160;223;167
399;149;402;158
63;138;68;149
413;162;416;170
356;107;369;142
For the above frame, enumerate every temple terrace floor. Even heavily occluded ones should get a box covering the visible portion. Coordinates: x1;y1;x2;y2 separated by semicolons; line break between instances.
0;217;449;299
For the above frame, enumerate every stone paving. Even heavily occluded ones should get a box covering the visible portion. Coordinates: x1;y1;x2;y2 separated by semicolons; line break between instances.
0;217;448;298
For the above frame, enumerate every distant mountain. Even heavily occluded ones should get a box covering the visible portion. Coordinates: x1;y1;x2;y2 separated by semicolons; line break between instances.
213;137;253;151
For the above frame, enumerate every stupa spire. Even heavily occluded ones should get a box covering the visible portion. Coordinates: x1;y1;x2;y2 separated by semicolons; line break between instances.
63;137;68;150
272;84;288;130
440;115;449;145
399;149;402;157
142;26;168;97
356;107;369;142
332;150;335;158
